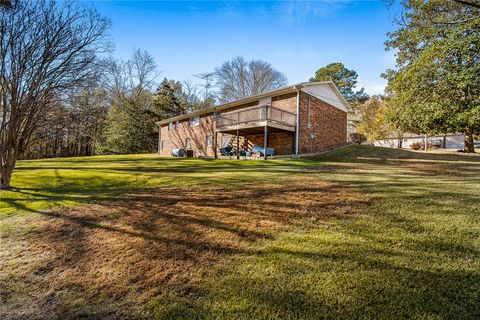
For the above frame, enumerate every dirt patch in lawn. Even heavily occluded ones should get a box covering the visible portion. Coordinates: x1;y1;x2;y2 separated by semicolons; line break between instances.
0;177;372;319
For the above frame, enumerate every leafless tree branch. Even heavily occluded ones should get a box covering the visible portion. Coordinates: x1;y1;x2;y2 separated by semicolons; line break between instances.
213;56;288;103
0;0;111;188
453;0;480;10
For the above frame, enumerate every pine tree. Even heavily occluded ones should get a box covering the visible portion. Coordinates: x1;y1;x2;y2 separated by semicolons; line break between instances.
152;78;188;120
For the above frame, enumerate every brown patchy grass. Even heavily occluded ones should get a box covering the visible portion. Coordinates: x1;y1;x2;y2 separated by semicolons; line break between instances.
404;161;480;176
0;177;371;319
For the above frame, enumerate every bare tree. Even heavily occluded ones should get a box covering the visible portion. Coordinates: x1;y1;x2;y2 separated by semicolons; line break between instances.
0;0;110;189
183;79;215;111
193;72;216;107
103;49;158;105
64;84;109;157
213;56;288;103
0;0;12;9
20;67;110;160
100;49;159;154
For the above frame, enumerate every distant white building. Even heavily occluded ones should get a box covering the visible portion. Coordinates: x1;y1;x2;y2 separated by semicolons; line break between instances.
372;133;465;150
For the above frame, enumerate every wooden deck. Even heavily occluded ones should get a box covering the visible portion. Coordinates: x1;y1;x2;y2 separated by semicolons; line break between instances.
215;105;296;134
215;120;295;135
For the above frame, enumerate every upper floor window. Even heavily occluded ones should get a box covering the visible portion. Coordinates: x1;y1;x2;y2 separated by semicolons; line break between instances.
189;116;200;127
168;123;173;131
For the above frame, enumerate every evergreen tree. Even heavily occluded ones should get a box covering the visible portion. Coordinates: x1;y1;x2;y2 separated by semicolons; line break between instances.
100;91;156;154
310;62;368;102
151;78;188;120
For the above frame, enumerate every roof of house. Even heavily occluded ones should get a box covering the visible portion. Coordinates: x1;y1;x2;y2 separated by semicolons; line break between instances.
156;81;352;125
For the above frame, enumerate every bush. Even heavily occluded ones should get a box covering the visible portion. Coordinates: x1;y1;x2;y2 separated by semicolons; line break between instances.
410;142;423;150
350;133;367;145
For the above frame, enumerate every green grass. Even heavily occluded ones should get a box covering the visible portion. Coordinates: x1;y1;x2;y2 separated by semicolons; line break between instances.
0;154;284;215
1;146;480;319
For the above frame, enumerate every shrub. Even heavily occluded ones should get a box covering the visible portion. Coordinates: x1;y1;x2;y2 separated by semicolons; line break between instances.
410;142;423;150
350;133;367;145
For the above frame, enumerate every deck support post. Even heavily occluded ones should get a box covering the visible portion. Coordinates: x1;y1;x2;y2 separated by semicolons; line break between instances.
158;125;161;155
214;131;218;159
264;125;268;160
236;129;240;160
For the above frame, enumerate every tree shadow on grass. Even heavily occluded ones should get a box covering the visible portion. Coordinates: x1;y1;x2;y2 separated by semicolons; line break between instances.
5;145;480;216
185;180;480;319
2;160;360;216
0;178;371;320
211;246;480;319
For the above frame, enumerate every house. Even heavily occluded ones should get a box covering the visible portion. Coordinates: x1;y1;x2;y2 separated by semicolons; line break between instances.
156;81;352;159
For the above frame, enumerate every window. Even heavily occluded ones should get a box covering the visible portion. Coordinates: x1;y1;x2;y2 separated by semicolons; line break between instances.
189;116;200;127
168;123;173;131
206;135;213;147
175;121;179;129
185;138;191;149
160;140;165;150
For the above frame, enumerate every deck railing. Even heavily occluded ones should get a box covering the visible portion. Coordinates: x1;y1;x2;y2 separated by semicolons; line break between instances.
215;105;296;130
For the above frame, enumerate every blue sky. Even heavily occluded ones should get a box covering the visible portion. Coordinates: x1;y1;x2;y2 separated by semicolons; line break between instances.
91;0;400;95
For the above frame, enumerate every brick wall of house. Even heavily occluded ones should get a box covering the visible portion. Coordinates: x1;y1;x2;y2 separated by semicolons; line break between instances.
297;91;347;154
159;93;298;157
159;114;216;157
271;93;296;113
246;132;294;155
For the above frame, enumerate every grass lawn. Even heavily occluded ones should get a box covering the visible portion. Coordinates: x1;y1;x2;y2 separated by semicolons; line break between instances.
1;145;479;319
